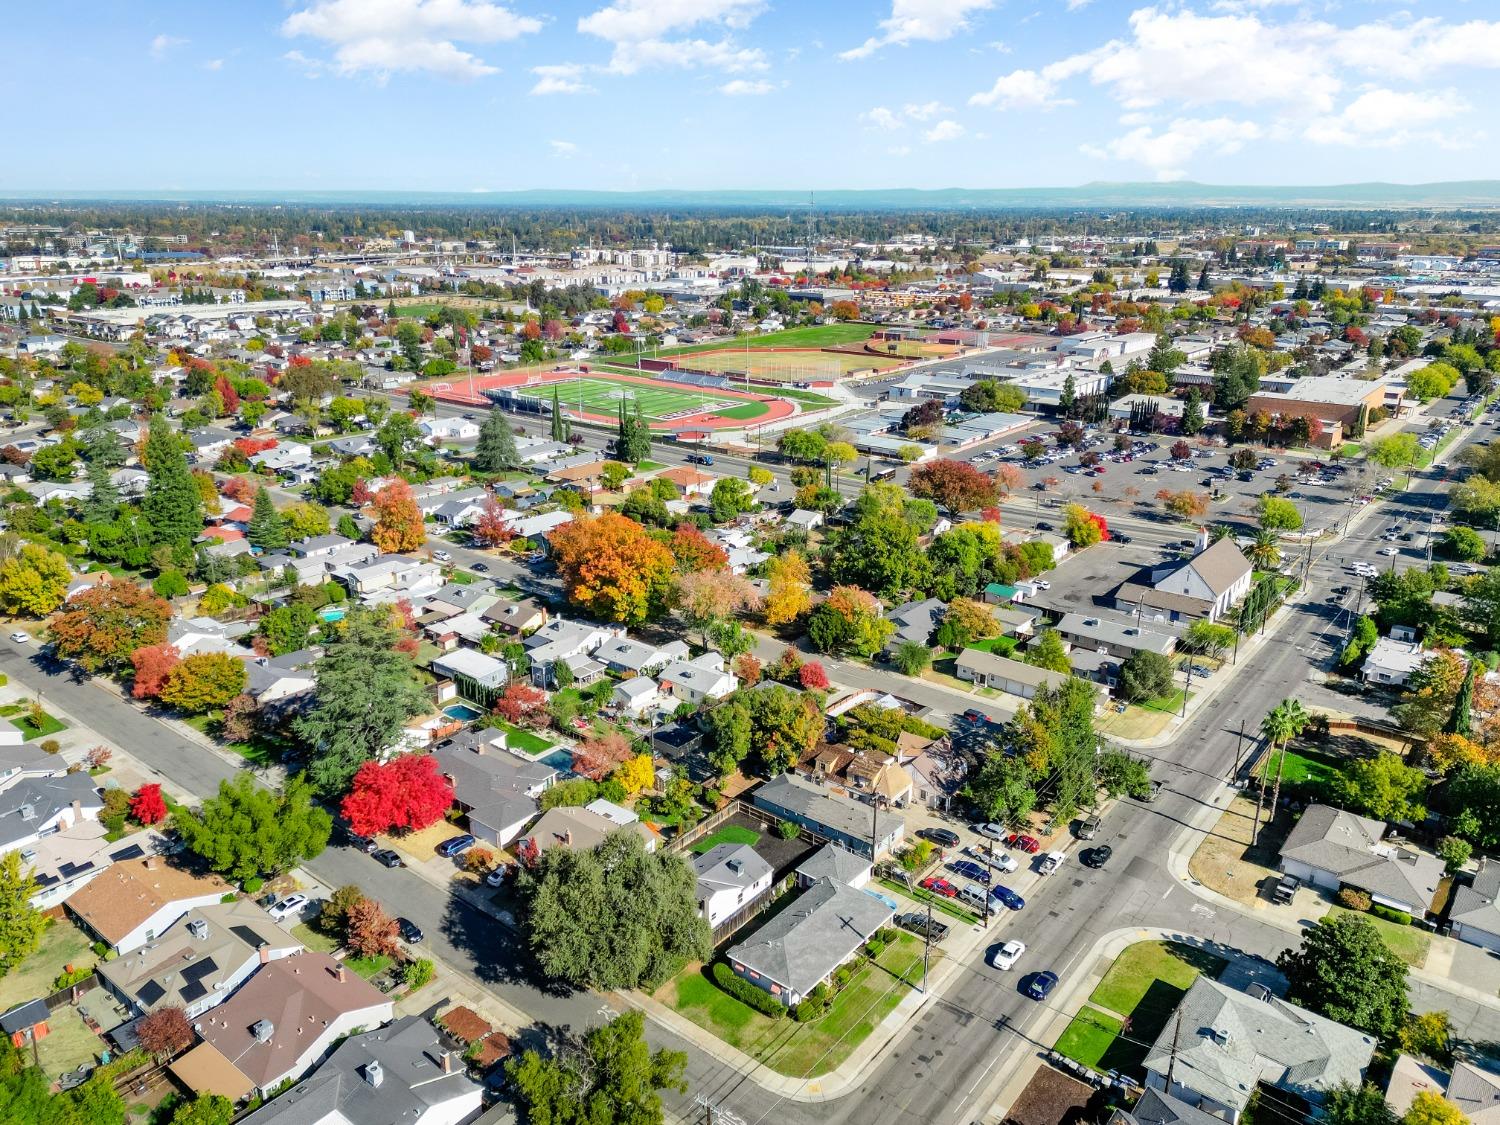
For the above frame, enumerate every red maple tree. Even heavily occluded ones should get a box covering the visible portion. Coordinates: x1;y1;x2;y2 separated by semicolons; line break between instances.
798;662;830;691
233;437;277;458
339;755;454;837
344;897;399;959
129;783;168;825
493;682;548;728
214;374;240;413
571;730;634;780
472;498;516;548
670;524;729;573
130;644;181;699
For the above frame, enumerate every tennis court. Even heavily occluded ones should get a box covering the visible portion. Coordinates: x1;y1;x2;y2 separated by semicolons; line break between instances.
516;375;769;423
670;347;905;382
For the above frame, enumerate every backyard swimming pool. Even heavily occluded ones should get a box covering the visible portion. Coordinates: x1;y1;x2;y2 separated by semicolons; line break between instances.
538;749;575;773
442;703;484;722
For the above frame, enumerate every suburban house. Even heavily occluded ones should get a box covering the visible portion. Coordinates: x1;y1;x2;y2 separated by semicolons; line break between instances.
0;767;102;854
419;417;480;443
1108;1088;1228;1125
1278;804;1443;918
1450;858;1500;953
434;732;557;847
594;636;690;677
1361;635;1426;687
900;738;968;810
97;899;301;1019
1055;612;1177;659
1113;534;1253;624
431;648;509;694
238;1015;484;1125
67;855;234;953
954;648;1071;700
611;676;664;718
517;806;656;861
481;596;548;637
250;443;314;473
1143;977;1376;1123
725;877;893;1006
752;773;904;859
883;598;946;654
794;843;872;890
523;618;623;687
1384;1053;1500;1125
657;653;738;704
692;843;774;930
194;951;395;1098
244;650;320;707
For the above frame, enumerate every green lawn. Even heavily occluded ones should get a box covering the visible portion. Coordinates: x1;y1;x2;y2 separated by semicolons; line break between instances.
181;712;282;766
660;933;929;1077
8;709;65;740
967;635;1019;657
1260;746;1341;789
490;720;554;755
1139;690;1189;715
1325;907;1431;966
1057;940;1227;1077
715;400;773;421
1055;1007;1126;1071
770;387;840;407
0;919;93;1013
690;825;763;854
878;877;980;924
513;374;754;424
290;923;339;955
656;324;877;356
346;953;393;979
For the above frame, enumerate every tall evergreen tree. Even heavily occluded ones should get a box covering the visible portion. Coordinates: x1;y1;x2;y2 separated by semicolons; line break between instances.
1058;372;1077;419
617;402;652;464
1449;657;1476;736
247;486;289;551
550;387;570;442
81;459;120;524
1196;263;1211;291
142;420;203;547
474;409;520;473
1181;389;1205;436
1168;259;1191;293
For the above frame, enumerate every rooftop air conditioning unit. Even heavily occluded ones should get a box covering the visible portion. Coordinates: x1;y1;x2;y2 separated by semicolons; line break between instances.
251;1019;274;1043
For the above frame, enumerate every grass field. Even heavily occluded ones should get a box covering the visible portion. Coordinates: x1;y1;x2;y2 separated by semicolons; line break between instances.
690;824;762;854
516;374;771;423
1054;1006;1126;1072
1258;746;1341;791
672;347;904;381
657;324;878;356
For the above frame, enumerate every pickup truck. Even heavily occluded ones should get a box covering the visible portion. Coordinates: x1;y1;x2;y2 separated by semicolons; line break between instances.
1039;851;1066;876
686;453;715;466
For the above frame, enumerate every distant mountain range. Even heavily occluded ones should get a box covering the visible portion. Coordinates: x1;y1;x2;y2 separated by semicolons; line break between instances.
5;181;1500;208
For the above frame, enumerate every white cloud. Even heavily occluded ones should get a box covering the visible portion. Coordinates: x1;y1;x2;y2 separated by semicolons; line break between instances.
149;34;186;58
1081;116;1262;180
924;119;966;142
860;106;903;130
1065;0;1091;9
719;79;775;95
841;0;995;60
969;66;1073;110
530;63;595;94
549;139;579;156
577;0;767;75
902;100;947;121
1304;87;1469;147
1331;18;1500;82
282;0;540;80
202;58;224;71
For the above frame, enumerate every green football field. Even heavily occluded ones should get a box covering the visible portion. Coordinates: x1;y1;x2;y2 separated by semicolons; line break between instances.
515;375;768;422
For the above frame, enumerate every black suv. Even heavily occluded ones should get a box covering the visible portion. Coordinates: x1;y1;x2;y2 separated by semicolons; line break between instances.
897;911;950;942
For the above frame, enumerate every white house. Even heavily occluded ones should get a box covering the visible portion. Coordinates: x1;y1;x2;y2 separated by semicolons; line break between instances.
657;652;738;704
1361;635;1426;687
1279;804;1443;917
419;417;480;444
611;677;664;718
692;843;773;929
250;443;314;472
1451;858;1500;953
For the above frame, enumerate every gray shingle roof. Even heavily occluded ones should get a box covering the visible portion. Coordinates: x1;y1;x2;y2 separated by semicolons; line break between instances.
692;843;771;895
726;877;892;997
1143;977;1376;1115
1110;1088;1227;1125
1281;804;1442;911
1452;858;1500;937
794;844;872;887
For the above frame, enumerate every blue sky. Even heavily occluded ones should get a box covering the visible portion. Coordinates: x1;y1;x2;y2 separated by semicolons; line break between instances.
6;0;1500;192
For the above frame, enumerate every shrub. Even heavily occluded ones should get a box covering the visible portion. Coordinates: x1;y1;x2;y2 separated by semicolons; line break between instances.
875;926;899;944
776;819;799;840
40;739;60;755
102;788;131;817
792;999;825;1023
1370;903;1412;926
403;958;435;989
864;939;886;959
464;847;495;874
1337;887;1371;912
833;966;853;990
51;964;94;991
711;961;786;1019
242;876;264;894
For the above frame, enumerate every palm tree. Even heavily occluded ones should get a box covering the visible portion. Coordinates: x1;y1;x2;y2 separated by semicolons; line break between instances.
1208;524;1237;543
1247;530;1282;570
1257;699;1310;837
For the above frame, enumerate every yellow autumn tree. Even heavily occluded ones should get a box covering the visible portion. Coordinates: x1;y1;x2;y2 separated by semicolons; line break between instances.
370;480;426;554
616;753;656;796
763;549;813;628
548;511;675;626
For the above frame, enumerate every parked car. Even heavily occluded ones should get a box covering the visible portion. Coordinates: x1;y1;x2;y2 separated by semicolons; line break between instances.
1076;815;1102;840
972;822;1007;841
948;859;992;886
485;866;510;887
396;917;424;943
966;845;1018;873
7;631;27;643
918;827;961;849
372;848;403;868
432;549;452;562
267;894;308;922
1006;833;1040;854
988;940;1026;970
919;876;959;899
989;885;1025;911
1026;970;1059;1001
438;834;477;858
1039;851;1065;875
1273;873;1301;904
897;911;950;942
470;562;489;573
1081;845;1114;869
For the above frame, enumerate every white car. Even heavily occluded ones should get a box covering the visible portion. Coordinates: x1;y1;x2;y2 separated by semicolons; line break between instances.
267;894;308;922
1033;580;1051;590
988;851;1019;873
432;550;452;562
973;822;1007;841
8;631;27;643
988;940;1026;970
1378;546;1400;556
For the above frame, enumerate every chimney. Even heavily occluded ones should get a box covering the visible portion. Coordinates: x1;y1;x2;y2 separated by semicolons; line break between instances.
440;1050;453;1074
563;829;573;846
364;1060;384;1087
1195;525;1210;552
144;856;158;871
71;799;82;816
335;965;346;983
258;944;271;965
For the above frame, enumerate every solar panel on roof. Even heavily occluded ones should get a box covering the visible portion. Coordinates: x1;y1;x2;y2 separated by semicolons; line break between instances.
136;981;166;1006
179;981;207;1004
181;957;219;984
109;844;146;862
229;925;262;947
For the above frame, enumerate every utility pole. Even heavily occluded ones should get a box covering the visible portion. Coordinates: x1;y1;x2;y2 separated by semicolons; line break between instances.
1231;718;1246;779
1165;1006;1184;1095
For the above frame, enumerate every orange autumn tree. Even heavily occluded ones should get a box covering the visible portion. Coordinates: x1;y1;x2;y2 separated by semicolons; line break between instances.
547;511;675;626
370;480;426;554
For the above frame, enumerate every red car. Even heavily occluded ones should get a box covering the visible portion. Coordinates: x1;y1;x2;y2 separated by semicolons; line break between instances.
1006;833;1041;854
920;876;959;898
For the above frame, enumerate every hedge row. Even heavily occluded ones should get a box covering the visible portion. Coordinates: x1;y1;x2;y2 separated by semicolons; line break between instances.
712;961;786;1019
